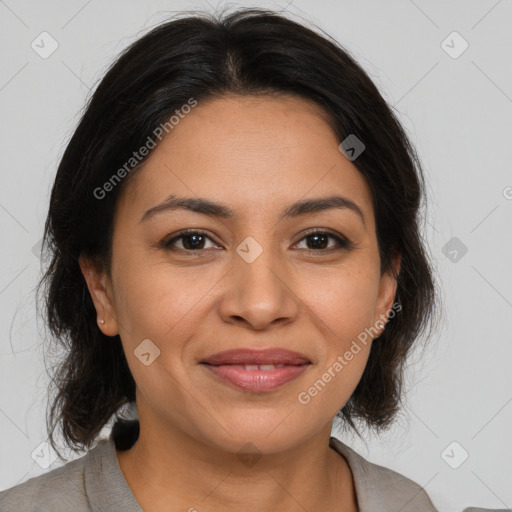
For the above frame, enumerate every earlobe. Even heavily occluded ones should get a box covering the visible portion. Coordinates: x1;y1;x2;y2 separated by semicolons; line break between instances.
78;254;119;336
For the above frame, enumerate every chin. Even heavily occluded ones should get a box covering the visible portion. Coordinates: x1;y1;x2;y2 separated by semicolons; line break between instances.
194;415;311;456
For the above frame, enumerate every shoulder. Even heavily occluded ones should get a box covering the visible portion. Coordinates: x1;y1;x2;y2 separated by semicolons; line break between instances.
329;439;512;512
0;440;108;512
329;436;438;511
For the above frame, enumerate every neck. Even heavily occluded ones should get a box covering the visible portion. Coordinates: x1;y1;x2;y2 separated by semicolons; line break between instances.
115;417;357;512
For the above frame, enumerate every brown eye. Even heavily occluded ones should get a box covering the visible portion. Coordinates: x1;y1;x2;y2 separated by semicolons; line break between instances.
162;229;351;254
294;231;351;252
163;230;218;251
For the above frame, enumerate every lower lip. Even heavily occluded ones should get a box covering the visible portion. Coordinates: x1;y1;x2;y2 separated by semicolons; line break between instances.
201;363;310;391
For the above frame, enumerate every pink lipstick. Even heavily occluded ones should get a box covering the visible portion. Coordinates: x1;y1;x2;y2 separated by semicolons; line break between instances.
200;348;311;392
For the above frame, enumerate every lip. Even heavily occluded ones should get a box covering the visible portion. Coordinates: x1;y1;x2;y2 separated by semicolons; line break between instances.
200;348;311;392
200;348;311;366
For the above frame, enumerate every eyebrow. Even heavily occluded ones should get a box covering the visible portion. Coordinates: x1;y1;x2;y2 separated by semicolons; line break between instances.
140;194;366;227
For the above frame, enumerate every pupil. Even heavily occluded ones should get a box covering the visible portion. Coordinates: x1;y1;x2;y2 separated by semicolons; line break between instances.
309;234;327;249
180;234;330;251
184;234;204;250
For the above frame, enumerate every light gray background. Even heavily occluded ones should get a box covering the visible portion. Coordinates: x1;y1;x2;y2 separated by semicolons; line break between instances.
1;1;511;511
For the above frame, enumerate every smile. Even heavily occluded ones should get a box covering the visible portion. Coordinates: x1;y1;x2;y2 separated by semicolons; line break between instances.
200;362;311;391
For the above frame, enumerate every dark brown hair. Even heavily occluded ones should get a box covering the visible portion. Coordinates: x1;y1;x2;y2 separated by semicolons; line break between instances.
38;7;439;459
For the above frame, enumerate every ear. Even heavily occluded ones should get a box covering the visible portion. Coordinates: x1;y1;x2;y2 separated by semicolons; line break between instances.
374;252;401;335
79;254;119;337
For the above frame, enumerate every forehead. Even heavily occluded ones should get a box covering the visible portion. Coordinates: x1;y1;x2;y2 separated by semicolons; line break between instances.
115;94;375;228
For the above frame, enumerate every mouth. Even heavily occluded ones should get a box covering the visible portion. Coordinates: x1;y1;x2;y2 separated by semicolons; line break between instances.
200;348;311;366
200;348;312;392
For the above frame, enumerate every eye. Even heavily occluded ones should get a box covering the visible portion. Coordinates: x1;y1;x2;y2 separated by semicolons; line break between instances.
162;229;352;254
162;230;219;252
293;230;351;252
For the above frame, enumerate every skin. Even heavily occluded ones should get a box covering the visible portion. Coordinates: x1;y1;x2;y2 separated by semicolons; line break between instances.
80;93;400;512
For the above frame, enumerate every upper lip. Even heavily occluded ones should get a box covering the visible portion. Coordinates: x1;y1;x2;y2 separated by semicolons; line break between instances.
200;348;311;366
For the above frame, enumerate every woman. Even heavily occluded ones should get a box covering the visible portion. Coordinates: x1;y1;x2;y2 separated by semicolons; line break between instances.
0;6;469;511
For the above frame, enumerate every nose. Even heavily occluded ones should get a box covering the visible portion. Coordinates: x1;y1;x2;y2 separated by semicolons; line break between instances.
218;241;300;330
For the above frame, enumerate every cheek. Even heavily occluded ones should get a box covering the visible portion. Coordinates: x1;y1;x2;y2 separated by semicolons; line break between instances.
292;266;378;413
111;256;218;343
110;260;206;413
301;263;380;344
296;336;372;419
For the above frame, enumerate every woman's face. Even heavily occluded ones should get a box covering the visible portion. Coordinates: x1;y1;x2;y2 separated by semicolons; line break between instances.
82;93;399;454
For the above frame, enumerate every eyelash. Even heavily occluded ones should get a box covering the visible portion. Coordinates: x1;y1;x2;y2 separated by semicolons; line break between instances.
162;229;352;254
